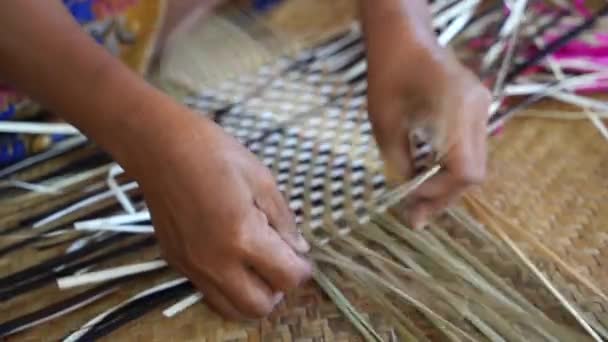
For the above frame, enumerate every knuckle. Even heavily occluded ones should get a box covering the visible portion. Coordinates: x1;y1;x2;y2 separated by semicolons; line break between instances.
242;295;274;318
455;164;486;185
257;169;278;190
232;228;252;254
281;268;309;290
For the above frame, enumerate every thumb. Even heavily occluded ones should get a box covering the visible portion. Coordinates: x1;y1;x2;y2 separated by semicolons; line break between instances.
372;112;414;186
254;184;310;254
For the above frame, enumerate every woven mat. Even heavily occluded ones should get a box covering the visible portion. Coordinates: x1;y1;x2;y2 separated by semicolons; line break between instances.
473;114;608;314
2;114;607;341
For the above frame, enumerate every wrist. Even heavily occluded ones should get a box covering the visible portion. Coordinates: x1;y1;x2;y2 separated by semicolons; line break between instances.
105;91;212;174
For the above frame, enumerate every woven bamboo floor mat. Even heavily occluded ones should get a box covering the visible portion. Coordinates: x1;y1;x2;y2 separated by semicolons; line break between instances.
2;114;607;341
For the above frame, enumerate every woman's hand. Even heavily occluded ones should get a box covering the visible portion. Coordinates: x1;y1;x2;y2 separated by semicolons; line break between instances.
0;0;310;321
361;0;491;229
124;110;312;320
368;53;491;229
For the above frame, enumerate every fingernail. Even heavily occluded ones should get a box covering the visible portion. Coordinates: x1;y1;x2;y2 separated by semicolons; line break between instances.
293;230;310;253
413;220;428;231
411;211;428;231
273;292;284;306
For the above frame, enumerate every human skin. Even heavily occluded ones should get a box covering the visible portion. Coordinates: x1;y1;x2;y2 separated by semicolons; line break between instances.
0;0;489;319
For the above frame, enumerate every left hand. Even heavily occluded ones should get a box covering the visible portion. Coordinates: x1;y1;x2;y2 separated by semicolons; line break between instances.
366;46;491;229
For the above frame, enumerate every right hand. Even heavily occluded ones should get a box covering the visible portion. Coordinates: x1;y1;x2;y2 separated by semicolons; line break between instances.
123;109;312;320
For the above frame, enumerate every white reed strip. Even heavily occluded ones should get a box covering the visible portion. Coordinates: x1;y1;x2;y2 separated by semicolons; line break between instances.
433;0;480;29
63;278;187;342
162;292;204;318
519;109;608;120
430;0;459;15
546;59;608;73
586;111;608;142
551;92;608;113
488;71;608;133
438;9;475;46
504;83;554;96
65;232;104;254
4;286;118;337
57;260;168;290
33;181;139;228
74;211;151;229
539;43;608;145
504;78;608;96
5;179;62;194
0;122;80;135
493;0;528;98
499;0;528;37
0;136;87;178
74;224;154;234
505;87;608;113
482;40;506;70
107;164;137;214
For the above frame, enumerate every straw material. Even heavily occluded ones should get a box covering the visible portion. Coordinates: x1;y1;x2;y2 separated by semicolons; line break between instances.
2;104;607;342
471;115;608;318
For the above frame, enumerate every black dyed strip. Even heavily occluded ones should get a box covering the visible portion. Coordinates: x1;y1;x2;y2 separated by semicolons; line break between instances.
0;237;156;301
0;233;127;288
0;224;73;257
72;282;194;341
460;1;503;34
34;234;84;251
0;267;168;338
333;50;366;75
347;70;368;85
0;282;118;337
212;105;233;124
0;236;41;258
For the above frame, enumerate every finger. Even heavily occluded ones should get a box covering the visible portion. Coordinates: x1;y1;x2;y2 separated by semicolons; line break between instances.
192;279;247;321
408;193;460;230
246;210;312;293
414;139;485;201
254;185;310;254
163;254;247;321
221;265;279;319
368;106;414;184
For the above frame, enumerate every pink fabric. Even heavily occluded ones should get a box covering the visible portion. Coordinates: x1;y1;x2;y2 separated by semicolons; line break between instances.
573;0;592;18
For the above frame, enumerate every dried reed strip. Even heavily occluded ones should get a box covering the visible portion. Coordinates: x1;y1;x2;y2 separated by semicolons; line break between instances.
366;217;584;340
466;194;608;303
310;185;591;341
518;109;608;120
0;136;87;179
0;182;107;233
464;195;603;342
0;165;112;217
313;269;384;342
333;236;509;341
313;250;478;342
33;187;142;233
4;145;101;184
322;265;449;342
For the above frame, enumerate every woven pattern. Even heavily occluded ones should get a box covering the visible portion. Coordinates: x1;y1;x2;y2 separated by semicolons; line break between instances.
473;116;608;323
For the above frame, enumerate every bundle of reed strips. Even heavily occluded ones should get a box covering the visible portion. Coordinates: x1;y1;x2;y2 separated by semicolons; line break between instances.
1;0;608;340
